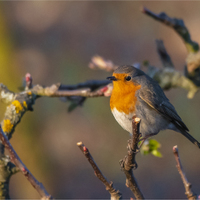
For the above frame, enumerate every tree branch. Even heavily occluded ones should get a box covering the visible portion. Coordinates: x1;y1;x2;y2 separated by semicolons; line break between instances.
0;79;112;140
0;125;52;199
0;76;113;198
119;117;144;200
142;7;199;53
142;7;200;86
77;141;121;200
0;157;20;199
145;62;199;99
173;145;197;200
0;91;34;141
33;84;110;98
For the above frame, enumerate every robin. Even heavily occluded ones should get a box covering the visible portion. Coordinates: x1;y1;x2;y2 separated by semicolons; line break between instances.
107;65;200;148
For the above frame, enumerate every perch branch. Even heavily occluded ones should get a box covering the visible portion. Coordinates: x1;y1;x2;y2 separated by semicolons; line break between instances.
120;117;144;200
142;7;199;53
77;141;121;200
0;126;52;200
173;145;197;200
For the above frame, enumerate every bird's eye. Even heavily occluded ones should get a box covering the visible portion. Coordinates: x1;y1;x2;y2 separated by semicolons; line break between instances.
125;76;131;81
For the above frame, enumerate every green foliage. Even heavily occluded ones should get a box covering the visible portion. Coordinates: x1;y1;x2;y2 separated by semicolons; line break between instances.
140;139;162;157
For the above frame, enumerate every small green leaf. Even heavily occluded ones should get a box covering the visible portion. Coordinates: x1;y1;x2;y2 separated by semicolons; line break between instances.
149;139;161;150
140;139;162;158
151;149;162;157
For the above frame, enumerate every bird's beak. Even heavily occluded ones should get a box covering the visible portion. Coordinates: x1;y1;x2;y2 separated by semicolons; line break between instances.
107;76;117;81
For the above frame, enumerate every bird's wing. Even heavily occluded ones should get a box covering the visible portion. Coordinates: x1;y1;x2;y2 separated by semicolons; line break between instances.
139;85;189;132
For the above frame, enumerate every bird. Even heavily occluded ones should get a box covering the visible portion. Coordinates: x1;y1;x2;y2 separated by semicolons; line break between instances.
107;65;200;148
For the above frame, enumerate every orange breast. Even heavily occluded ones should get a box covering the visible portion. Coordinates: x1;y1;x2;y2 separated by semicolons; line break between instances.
110;73;141;114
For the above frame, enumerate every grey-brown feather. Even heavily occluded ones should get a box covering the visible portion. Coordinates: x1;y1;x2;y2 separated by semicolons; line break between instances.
137;75;189;132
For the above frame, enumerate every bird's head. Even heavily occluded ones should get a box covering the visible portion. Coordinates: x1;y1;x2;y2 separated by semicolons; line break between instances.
107;65;144;91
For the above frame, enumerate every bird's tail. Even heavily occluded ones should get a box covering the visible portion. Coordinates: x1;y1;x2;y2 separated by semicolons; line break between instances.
180;130;200;149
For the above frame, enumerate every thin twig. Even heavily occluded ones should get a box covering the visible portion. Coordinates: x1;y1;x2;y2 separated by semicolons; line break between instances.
77;141;121;200
0;126;52;200
89;55;119;72
173;145;197;200
120;117;144;199
156;39;174;69
32;82;112;98
51;88;107;97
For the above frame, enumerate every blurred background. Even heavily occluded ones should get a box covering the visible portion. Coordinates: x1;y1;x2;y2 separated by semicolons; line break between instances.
0;1;200;199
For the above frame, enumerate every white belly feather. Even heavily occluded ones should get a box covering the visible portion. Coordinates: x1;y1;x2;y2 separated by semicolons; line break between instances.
111;106;171;136
111;107;134;133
